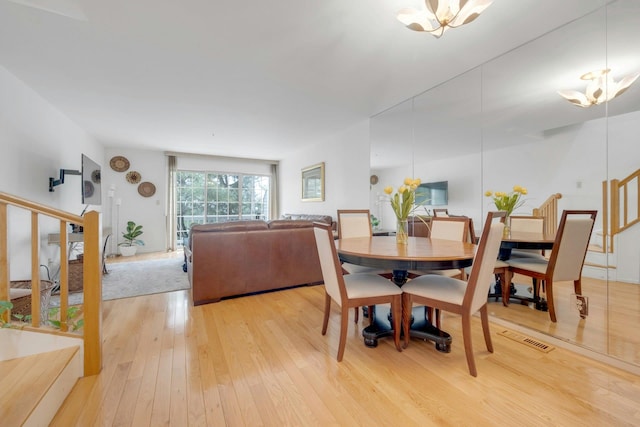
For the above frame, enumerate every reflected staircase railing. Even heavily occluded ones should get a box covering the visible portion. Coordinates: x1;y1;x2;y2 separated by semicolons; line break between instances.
532;193;562;236
604;168;640;253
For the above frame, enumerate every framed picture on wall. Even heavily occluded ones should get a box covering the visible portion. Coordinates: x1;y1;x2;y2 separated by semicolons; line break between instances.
301;162;325;202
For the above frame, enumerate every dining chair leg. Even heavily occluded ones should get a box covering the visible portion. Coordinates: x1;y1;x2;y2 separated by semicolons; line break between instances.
402;293;413;349
461;312;477;377
573;278;582;296
498;270;510;306
546;279;557;323
337;305;349;361
322;293;331;335
354;307;359;323
367;306;375;326
479;305;493;353
390;295;403;352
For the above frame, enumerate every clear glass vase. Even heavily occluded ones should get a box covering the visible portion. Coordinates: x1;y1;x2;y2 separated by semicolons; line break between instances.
396;219;409;245
503;214;511;238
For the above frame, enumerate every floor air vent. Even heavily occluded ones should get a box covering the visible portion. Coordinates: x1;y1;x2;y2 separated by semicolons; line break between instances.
498;330;555;353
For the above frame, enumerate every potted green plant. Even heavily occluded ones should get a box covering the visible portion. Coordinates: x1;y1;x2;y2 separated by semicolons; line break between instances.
118;221;144;256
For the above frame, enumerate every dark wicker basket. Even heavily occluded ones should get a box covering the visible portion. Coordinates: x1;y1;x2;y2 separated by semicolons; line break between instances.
69;258;83;293
10;279;55;321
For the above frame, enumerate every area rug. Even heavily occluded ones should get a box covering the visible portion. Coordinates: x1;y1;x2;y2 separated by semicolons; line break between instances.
50;257;190;306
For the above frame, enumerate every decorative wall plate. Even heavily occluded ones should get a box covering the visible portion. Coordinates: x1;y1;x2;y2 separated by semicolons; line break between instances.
138;181;156;197
126;170;141;184
83;181;94;197
110;156;130;172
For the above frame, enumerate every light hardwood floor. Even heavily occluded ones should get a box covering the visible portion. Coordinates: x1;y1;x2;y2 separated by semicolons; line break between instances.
51;262;640;426
488;273;640;366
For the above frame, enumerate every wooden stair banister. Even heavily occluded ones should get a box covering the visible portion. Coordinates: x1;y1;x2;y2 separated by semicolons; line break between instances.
532;193;562;236
0;191;102;376
606;168;640;252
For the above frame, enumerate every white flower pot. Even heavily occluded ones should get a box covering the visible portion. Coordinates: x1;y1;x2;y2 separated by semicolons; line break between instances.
119;246;138;257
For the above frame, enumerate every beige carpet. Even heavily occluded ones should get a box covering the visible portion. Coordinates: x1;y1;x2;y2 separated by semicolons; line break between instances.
50;257;190;306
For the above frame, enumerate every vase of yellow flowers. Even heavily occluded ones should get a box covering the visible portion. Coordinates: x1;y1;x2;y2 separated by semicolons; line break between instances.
485;185;528;237
384;177;423;245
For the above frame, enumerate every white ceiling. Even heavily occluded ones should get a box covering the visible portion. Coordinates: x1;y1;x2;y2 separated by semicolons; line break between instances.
0;0;611;160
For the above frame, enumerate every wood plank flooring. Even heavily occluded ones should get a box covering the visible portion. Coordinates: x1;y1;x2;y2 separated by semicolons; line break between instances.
1;347;78;426
488;273;640;366
51;280;640;426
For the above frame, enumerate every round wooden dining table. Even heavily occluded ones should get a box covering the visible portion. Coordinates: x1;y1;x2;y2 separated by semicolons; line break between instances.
337;236;476;351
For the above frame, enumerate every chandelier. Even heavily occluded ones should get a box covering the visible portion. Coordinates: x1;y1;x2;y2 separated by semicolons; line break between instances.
396;0;494;38
557;69;640;108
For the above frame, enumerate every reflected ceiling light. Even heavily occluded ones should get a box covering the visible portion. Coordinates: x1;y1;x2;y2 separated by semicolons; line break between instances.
557;69;640;108
396;0;494;38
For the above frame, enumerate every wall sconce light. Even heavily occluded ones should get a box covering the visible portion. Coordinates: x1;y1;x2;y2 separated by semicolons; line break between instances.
558;69;639;108
397;0;494;38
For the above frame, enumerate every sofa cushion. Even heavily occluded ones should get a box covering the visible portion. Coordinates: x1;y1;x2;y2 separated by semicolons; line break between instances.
190;220;268;233
280;213;333;225
268;219;313;229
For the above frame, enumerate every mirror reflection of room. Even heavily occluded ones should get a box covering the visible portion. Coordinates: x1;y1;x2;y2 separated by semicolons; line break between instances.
370;0;640;367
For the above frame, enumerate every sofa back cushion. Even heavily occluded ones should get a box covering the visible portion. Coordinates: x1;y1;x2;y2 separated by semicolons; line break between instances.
191;221;268;233
189;221;268;248
280;213;333;225
268;219;313;229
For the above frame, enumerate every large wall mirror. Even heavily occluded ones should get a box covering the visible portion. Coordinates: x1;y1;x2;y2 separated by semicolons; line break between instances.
371;0;640;367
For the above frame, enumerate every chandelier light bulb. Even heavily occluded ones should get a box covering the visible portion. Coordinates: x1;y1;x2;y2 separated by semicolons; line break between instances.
558;69;640;108
397;0;494;38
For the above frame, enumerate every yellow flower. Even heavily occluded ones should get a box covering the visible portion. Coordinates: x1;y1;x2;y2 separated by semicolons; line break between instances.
385;177;426;221
485;185;528;216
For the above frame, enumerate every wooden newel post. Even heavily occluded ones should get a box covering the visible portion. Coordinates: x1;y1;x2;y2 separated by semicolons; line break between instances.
83;210;103;376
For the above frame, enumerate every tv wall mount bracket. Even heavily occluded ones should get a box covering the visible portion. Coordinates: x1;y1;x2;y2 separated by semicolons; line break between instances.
49;168;81;192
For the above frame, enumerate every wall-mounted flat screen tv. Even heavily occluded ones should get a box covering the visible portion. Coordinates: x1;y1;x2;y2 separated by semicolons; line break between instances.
415;181;448;206
81;154;102;205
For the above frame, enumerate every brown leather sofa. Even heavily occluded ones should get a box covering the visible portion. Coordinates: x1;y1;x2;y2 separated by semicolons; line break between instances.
187;216;331;305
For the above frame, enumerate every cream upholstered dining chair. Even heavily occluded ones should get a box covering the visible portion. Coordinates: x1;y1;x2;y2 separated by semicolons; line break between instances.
506;210;597;322
337;209;373;240
313;222;402;361
337;209;391;322
401;211;506;377
337;210;389;277
508;215;546;259
492;215;545;304
433;208;449;217
410;216;470;280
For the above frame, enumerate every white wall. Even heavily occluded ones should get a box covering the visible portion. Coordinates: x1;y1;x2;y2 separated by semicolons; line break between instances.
102;150;277;256
0;66;104;279
371;151;484;231
370;110;640;282
103;148;167;255
279;120;370;221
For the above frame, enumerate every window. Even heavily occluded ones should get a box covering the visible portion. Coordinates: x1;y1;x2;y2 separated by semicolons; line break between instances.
176;171;270;243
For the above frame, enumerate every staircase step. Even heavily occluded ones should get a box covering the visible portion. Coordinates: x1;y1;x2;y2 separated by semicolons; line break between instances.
0;340;81;426
584;261;616;269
